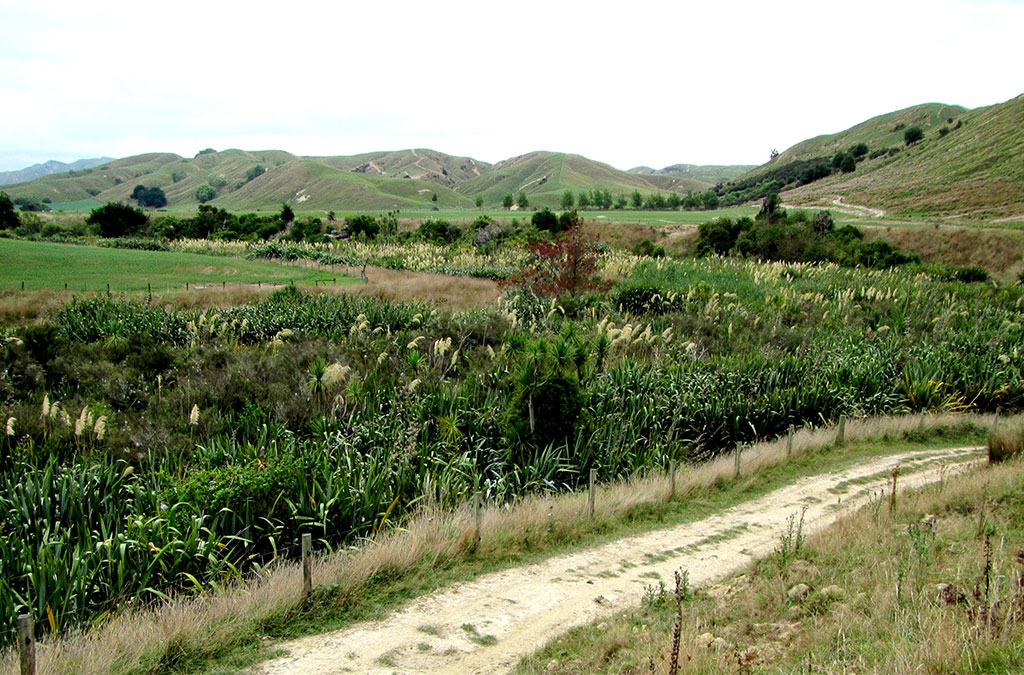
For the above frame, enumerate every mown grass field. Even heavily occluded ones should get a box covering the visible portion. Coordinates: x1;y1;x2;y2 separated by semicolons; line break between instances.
0;238;350;292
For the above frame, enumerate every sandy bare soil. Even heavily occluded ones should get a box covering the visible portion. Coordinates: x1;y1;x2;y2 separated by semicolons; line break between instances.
256;446;980;675
781;196;887;219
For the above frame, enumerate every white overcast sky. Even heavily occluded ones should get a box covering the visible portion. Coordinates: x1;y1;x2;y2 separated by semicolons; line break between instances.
1;0;1021;172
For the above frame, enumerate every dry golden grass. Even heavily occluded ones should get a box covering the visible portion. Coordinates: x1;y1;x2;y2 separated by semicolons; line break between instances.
0;412;989;675
0;289;81;325
347;266;501;310
989;416;1024;463
0;266;501;329
862;224;1024;281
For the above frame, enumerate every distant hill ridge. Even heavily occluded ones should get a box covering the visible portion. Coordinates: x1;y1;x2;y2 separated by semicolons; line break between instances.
0;157;113;186
4;92;1022;217
0;148;732;211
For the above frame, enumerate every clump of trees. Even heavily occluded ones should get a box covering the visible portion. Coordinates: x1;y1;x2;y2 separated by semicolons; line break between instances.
87;202;148;238
245;165;266;182
195;184;217;203
694;192;920;269
131;185;167;208
417;218;460;244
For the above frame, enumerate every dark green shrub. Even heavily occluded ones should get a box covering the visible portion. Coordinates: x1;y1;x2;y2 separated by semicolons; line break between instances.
418;219;461;244
953;266;988;283
904;126;924;145
87;202;148;238
195;184;217;203
505;373;583;455
531;208;560;232
345;214;379;239
849;143;869;158
851;239;919;268
615;285;679;315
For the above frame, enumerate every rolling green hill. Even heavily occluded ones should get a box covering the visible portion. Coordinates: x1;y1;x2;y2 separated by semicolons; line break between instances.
14;91;1019;222
781;95;1024;218
723;95;1024;219
767;102;966;168
629;163;755;186
455;151;710;208
1;150;471;212
313;149;490;189
2;149;719;212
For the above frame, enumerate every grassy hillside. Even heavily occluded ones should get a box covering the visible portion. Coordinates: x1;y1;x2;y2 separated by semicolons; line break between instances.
313;149;491;189
456;151;708;208
2;150;472;212
769;102;966;168
210;157;474;211
629;163;755;186
784;94;1024;218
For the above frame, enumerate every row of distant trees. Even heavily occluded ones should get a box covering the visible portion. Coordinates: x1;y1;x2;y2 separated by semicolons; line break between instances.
560;188;720;211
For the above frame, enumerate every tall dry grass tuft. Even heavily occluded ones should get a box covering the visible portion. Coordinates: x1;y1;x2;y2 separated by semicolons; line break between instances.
346;266;501;310
0;412;992;674
988;416;1024;463
0;289;85;325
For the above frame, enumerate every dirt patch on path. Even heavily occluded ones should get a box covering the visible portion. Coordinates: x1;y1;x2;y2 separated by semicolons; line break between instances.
256;447;980;674
781;196;887;219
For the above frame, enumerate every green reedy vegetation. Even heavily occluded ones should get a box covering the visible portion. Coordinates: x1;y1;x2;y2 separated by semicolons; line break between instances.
1;253;1022;647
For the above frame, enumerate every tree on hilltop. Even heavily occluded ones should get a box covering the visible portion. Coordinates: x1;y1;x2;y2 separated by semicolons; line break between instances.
904;126;924;146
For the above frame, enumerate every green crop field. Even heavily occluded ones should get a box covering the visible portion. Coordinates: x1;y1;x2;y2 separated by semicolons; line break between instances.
311;205;760;227
0;238;351;292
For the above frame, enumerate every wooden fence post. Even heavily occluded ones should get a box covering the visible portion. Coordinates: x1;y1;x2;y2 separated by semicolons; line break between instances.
301;533;312;599
837;415;846;446
473;491;482;542
787;424;794;458
734;445;742;478
17;614;35;675
989;411;1000;464
669;459;677;498
588;468;597;518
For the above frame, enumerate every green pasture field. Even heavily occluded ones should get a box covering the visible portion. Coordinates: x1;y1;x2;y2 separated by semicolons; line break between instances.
296;205;761;226
0;238;352;292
